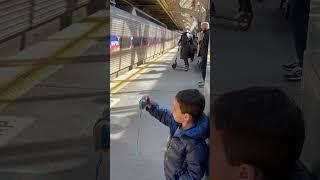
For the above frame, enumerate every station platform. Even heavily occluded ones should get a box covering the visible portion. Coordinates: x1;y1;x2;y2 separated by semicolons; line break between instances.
212;0;320;175
110;47;207;180
0;10;107;179
212;0;302;103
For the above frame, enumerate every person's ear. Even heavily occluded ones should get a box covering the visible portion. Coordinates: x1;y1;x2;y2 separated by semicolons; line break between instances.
183;113;192;121
238;164;259;180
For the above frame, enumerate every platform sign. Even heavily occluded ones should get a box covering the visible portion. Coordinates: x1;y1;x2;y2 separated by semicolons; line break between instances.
110;35;120;52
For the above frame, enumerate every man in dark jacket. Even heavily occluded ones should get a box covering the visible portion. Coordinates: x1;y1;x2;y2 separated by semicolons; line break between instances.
178;29;193;71
211;87;313;180
141;89;209;180
191;36;198;62
198;22;209;88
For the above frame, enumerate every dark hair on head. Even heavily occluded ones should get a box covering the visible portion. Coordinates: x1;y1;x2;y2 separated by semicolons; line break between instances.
176;89;205;122
212;87;305;180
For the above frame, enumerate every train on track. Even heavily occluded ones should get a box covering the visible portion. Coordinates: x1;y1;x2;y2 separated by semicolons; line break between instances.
110;5;180;79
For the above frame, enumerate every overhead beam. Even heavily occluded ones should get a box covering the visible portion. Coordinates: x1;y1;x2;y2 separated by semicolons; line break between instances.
116;0;179;29
157;0;181;29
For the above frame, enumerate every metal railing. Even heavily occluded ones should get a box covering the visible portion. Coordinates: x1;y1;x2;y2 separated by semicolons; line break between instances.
0;0;104;49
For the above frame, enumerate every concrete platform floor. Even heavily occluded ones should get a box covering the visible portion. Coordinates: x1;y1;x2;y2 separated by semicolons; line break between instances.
0;41;107;179
110;47;207;180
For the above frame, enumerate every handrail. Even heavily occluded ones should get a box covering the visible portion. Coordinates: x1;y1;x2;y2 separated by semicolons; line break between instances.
0;0;93;45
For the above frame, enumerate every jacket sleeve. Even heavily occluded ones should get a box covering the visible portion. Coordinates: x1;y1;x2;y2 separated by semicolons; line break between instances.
203;32;209;47
146;100;176;127
178;35;182;45
176;144;208;180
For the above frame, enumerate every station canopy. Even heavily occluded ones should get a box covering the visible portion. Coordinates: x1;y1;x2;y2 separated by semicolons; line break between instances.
115;0;210;31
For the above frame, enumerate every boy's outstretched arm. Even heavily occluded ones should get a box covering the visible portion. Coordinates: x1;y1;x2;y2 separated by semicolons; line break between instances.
146;100;175;127
175;144;208;180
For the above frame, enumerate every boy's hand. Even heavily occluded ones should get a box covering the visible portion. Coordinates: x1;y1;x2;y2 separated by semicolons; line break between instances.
145;96;152;110
140;95;152;110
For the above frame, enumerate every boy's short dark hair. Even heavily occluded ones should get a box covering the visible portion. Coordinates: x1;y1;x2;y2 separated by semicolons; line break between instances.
176;89;205;122
212;87;305;179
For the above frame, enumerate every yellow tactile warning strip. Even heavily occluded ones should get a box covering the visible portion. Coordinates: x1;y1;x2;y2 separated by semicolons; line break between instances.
0;21;106;112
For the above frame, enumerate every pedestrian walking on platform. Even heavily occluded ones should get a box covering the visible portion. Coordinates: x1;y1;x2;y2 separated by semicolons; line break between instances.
178;28;193;71
198;22;210;87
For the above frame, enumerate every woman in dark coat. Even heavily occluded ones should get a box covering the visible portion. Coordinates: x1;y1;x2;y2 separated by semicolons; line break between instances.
178;31;193;71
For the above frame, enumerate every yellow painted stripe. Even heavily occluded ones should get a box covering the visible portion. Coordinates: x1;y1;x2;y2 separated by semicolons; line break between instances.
0;22;105;111
110;61;165;95
110;51;171;96
110;65;149;95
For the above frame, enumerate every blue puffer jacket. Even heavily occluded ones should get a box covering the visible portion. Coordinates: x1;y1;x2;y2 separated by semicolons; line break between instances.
147;101;209;180
291;160;315;180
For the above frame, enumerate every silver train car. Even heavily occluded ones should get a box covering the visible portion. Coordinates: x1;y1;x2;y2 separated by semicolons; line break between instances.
110;6;180;79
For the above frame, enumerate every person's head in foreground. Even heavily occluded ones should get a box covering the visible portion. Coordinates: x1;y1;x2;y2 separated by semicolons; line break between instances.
172;89;205;128
201;22;209;31
211;87;312;180
183;27;190;33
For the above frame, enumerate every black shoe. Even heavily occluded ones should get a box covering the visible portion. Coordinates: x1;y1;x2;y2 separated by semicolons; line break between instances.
198;83;205;88
184;65;189;71
198;81;205;87
284;67;302;81
236;12;253;31
282;61;299;71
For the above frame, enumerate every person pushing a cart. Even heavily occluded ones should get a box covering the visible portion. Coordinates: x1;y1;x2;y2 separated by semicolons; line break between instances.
178;28;193;71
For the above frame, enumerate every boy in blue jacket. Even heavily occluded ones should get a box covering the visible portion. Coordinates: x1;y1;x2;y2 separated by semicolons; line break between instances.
140;89;209;180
